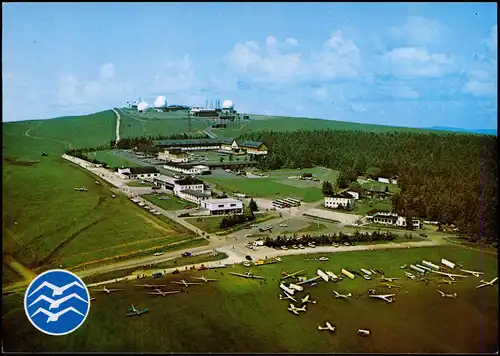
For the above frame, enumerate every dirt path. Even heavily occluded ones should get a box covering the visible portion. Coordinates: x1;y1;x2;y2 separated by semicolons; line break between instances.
112;108;121;144
3;255;37;282
24;122;73;149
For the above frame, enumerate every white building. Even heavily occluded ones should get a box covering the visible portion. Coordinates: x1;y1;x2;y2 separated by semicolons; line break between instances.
116;168;131;179
116;167;159;180
377;176;398;185
158;149;189;163
163;163;210;175
173;178;205;196
324;193;356;209
177;189;211;205
201;198;243;215
367;211;421;229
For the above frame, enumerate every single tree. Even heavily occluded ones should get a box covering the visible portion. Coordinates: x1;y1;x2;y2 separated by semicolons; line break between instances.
249;198;259;212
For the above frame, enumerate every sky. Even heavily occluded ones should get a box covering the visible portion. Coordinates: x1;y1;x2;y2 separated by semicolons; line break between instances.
2;2;498;130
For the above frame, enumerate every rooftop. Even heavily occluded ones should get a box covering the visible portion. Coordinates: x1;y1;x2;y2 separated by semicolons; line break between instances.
153;175;176;184
204;198;243;205
130;166;160;174
174;177;204;186
239;140;265;148
181;189;210;198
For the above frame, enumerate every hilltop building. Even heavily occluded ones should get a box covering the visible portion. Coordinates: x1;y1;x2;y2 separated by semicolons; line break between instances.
153;138;268;155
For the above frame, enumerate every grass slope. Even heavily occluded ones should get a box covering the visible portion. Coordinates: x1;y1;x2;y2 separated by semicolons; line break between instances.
2;117;196;282
2;246;497;353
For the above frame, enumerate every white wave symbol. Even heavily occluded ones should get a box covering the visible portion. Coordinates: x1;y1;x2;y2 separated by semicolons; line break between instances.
28;281;85;298
31;307;85;323
28;293;89;309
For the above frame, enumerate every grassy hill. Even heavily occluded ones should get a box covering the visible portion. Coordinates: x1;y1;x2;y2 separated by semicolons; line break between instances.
2;114;201;285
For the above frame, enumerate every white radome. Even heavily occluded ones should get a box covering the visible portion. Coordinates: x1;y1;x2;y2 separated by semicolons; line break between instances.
154;96;167;108
137;101;149;112
222;100;234;110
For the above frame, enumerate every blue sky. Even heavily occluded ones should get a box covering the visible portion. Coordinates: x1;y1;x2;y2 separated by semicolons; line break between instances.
2;3;497;130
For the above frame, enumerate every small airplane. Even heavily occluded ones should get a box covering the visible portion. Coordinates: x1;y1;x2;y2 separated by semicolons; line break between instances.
378;283;402;289
280;283;296;295
91;286;124;294
229;272;265;280
437;290;457;298
318;322;335;332
431;270;468;280
126;304;150;317
279;291;297;303
476;277;498;289
460;269;484;278
135;284;167;288
296;275;321;285
405;272;416;280
301;294;317;304
369;293;396;303
287;303;307;315
326;271;338;280
192;276;218;283
332;290;352;299
171;280;202;287
437;279;458;284
288;283;303;292
147;288;181;296
281;269;307;280
74;187;88;192
378;277;399;282
360;268;372;276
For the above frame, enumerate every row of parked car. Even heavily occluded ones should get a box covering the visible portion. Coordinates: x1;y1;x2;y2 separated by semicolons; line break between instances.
279;241;352;250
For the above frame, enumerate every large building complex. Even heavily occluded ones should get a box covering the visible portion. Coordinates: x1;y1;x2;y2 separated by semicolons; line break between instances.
153;138;268;155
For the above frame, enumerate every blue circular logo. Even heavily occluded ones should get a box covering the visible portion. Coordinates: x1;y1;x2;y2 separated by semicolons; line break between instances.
24;269;90;336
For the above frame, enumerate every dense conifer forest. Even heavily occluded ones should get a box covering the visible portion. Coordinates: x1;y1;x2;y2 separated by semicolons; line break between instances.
241;130;498;243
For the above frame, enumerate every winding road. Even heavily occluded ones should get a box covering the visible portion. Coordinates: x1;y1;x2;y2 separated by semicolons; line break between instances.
112;108;121;144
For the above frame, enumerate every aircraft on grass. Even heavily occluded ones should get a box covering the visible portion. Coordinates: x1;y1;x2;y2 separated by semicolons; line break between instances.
476;277;498;289
378;277;399;282
90;297;96;301
301;294;317;304
135;284;167;288
297;276;321;286
431;270;468;280
332;290;352;299
318;322;335;332
126;304;150;317
378;283;402;289
459;269;484;278
326;271;339;280
369;293;396;303
171;280;202;287
436;279;458;284
147;289;181;296
229;272;265;280
405;272;416;280
192;276;218;283
281;269;307;280
437;290;458;298
280;283;296;295
287;303;307;315
288;283;303;291
279;292;297;303
91;286;124;294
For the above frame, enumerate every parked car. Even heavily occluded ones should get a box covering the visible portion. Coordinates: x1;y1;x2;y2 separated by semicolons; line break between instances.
182;252;192;257
332;243;339;247
281;246;288;250
419;233;428;238
172;269;180;274
153;252;163;256
152;272;163;278
298;244;305;249
245;255;252;261
292;245;298;249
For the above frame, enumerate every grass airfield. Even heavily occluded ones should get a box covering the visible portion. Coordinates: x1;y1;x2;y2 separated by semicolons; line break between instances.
2;245;497;353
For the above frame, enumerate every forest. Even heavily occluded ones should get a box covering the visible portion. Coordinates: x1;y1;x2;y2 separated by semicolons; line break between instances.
240;130;498;244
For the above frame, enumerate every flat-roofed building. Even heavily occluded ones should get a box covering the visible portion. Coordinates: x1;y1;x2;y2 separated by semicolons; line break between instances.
324;193;356;209
163;162;210;175
158;149;189;163
201;198;243;215
177;189;211;204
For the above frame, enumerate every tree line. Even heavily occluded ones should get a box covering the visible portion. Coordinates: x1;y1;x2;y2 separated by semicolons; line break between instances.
240;129;497;244
262;230;397;248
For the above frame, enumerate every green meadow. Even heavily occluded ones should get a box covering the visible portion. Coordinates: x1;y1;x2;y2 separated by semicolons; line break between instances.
2;246;497;353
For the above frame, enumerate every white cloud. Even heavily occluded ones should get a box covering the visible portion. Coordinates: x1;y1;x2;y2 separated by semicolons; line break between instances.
483;25;497;53
152;54;197;93
396;86;420;99
223;31;361;86
349;103;367;112
382;47;455;78
57;63;132;108
463;81;497;96
99;62;115;79
390;16;443;45
311;87;328;101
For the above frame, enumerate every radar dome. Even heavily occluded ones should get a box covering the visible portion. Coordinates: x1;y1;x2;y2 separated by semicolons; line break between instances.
137;101;149;112
154;96;167;108
222;100;234;110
